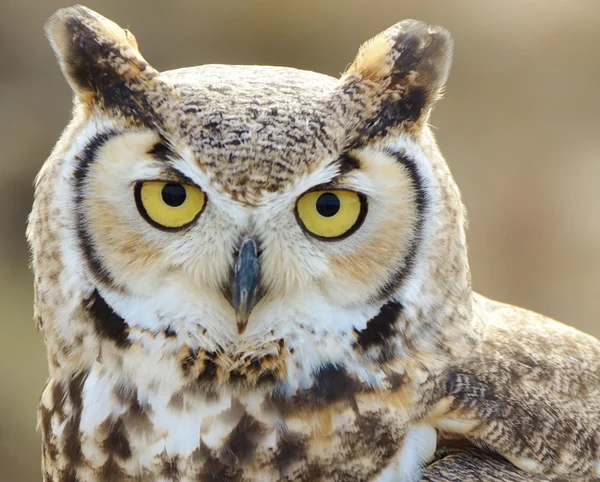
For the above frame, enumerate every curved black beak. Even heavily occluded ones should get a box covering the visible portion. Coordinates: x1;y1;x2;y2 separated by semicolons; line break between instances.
231;236;261;334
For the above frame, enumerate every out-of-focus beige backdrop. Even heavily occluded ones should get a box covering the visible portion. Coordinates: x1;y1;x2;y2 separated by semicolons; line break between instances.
1;0;599;479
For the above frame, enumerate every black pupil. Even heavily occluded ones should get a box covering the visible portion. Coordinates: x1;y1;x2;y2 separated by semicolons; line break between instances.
161;183;187;207
316;192;341;217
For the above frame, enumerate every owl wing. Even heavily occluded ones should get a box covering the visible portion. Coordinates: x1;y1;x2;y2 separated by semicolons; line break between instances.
422;447;555;482
431;294;600;480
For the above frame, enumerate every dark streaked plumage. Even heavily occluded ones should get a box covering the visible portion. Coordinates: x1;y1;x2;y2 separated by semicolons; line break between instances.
29;5;600;482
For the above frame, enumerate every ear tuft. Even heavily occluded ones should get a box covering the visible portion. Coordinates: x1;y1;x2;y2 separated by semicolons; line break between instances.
45;5;158;107
341;20;454;138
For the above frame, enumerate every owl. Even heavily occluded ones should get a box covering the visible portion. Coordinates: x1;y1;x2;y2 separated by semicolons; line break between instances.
28;5;600;482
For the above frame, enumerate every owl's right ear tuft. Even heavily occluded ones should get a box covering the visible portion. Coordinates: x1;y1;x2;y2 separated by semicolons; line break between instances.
45;5;158;108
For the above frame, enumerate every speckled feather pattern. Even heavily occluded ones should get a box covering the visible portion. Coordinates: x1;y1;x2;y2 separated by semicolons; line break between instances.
158;66;346;204
29;6;600;482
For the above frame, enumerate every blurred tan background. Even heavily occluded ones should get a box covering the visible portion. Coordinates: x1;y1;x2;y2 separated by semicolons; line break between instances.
1;0;599;480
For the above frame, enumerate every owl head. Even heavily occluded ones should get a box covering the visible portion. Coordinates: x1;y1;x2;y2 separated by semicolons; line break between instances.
29;6;477;396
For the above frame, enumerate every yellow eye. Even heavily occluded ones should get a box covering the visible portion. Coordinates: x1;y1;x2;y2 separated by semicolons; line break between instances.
135;181;206;230
295;189;367;240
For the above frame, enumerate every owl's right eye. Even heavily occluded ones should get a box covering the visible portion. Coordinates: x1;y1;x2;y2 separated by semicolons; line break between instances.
134;181;206;230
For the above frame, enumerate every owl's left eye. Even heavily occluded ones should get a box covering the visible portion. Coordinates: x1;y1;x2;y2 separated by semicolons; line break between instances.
295;189;367;240
134;181;206;230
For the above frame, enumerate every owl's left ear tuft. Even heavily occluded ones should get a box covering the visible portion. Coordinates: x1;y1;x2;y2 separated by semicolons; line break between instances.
340;20;453;137
45;5;158;112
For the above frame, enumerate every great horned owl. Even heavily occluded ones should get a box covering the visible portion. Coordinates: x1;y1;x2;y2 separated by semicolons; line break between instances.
28;5;600;482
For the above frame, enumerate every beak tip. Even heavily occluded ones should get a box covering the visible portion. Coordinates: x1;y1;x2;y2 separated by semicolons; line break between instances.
236;311;249;334
236;319;248;335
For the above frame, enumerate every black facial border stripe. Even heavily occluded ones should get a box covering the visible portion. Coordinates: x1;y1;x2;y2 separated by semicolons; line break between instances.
84;289;130;347
73;130;120;287
374;148;428;300
354;300;403;352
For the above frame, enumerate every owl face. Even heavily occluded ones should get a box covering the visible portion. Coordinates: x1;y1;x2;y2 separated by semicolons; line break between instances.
80;122;420;326
32;7;469;394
